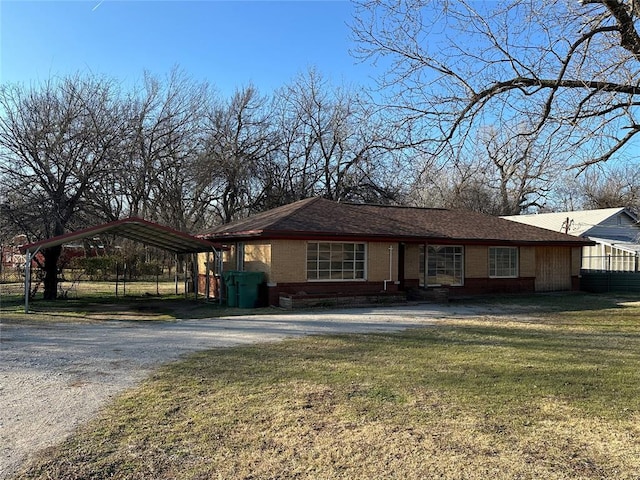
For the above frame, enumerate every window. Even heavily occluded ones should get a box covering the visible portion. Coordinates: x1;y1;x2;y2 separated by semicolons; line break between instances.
307;242;366;281
489;247;518;278
420;245;463;286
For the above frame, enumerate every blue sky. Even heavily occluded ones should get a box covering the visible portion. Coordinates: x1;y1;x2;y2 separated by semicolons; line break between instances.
1;0;373;96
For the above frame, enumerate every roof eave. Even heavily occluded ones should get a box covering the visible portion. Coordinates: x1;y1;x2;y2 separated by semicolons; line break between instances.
202;230;595;246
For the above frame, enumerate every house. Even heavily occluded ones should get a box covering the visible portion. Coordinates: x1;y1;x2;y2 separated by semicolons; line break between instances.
200;198;592;307
503;208;640;272
1;235;27;273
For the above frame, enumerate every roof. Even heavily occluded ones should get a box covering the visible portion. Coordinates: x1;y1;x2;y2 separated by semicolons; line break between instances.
20;217;217;255
201;197;592;246
502;208;637;237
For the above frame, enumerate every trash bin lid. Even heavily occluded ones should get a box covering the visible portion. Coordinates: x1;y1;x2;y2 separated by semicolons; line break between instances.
235;271;264;286
222;270;240;285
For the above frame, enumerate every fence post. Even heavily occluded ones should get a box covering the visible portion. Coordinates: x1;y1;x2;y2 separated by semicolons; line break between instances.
24;251;31;313
174;254;179;295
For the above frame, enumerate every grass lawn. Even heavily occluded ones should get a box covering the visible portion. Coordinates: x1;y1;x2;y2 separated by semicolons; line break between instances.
0;281;270;322
12;294;640;479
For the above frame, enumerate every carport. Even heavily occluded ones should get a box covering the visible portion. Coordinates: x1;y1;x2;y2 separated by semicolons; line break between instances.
19;217;220;313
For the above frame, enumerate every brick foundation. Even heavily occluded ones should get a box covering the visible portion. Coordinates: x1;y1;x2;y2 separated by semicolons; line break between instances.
267;281;400;306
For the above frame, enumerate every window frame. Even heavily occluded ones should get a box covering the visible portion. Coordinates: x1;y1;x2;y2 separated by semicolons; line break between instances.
420;244;464;287
488;246;519;278
306;241;367;282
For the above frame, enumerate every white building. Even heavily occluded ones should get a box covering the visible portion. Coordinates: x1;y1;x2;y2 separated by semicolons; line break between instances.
503;208;640;272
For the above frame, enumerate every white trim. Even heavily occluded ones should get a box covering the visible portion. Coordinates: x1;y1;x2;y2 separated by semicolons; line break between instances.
488;246;519;279
588;237;640;254
426;244;464;287
306;241;367;282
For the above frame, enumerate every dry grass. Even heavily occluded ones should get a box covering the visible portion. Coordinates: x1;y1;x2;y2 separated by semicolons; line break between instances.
0;281;250;322
0;279;180;297
12;294;640;479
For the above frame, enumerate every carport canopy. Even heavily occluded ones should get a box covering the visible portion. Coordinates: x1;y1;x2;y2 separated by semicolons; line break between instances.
20;216;216;255
19;217;218;312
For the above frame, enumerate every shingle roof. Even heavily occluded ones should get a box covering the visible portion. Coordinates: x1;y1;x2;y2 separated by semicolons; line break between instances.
201;198;591;246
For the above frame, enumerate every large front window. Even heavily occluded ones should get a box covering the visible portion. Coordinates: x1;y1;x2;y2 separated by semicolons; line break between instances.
420;245;463;286
307;242;366;281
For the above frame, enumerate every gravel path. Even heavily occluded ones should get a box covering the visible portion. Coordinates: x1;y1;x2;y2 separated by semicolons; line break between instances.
0;303;494;479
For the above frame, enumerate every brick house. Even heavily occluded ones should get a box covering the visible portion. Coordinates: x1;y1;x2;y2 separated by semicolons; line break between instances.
200;197;593;307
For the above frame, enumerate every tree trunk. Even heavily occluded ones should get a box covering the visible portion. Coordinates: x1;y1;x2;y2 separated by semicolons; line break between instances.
42;245;62;300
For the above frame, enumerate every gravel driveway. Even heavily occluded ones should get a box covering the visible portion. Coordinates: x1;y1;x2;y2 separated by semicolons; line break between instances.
0;303;492;479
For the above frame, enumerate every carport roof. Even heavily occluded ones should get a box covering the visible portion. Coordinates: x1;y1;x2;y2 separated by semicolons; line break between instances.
20;217;217;255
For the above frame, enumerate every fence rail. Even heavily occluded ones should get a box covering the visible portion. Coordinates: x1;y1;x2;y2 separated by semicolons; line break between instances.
581;255;639;273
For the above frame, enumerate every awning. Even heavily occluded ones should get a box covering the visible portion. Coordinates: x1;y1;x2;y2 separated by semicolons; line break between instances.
588;237;640;255
20;217;217;255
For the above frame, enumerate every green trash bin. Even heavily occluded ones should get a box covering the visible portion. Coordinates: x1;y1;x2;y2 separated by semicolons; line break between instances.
236;271;264;308
222;271;239;307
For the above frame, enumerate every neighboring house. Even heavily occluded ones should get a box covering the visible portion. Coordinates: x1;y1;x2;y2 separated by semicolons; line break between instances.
1;236;107;274
1;235;27;272
1;244;25;272
503;208;640;272
200;197;592;307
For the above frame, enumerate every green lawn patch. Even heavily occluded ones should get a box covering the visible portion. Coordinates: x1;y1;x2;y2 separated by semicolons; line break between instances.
13;295;640;479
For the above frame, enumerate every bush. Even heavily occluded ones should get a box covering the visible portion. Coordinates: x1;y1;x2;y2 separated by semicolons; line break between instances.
137;262;163;277
74;256;116;281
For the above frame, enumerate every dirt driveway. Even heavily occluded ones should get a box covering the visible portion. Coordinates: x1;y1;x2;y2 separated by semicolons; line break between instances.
0;303;495;479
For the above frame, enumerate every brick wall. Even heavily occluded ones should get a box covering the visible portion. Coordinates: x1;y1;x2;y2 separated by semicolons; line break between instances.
367;242;398;281
244;242;272;279
270;239;307;283
457;277;536;295
520;246;536;277
465;245;487;278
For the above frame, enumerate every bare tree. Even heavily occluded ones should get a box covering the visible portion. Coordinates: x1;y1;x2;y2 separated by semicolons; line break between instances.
409;159;504;214
477;122;559;214
0;74;125;299
117;69;212;231
199;85;278;223
273;68;405;204
579;165;640;213
352;0;640;171
409;119;559;215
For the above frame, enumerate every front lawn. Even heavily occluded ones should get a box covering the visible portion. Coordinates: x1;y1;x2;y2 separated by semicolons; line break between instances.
14;294;640;479
0;282;269;322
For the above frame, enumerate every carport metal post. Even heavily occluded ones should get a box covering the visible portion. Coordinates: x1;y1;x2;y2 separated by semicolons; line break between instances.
183;256;187;298
204;251;210;302
23;246;41;314
174;254;179;295
193;253;199;300
206;246;222;304
217;249;223;305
